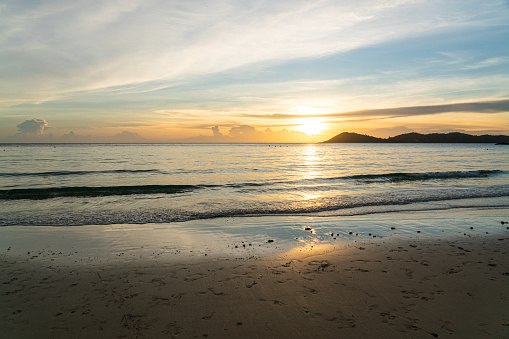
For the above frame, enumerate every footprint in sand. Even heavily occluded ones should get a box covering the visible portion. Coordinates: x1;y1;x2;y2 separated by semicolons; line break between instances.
259;298;284;306
163;322;182;336
198;288;226;296
401;290;421;299
171;292;186;300
307;260;332;271
313;311;356;328
403;304;417;314
445;267;463;275
380;311;396;324
150;278;166;285
303;286;318;294
441;320;454;334
151;295;172;307
184;273;206;282
245;281;257;288
49;326;70;333
201;311;215;320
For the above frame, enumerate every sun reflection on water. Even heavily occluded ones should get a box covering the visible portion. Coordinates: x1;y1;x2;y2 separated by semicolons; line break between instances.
302;145;320;180
297;145;324;201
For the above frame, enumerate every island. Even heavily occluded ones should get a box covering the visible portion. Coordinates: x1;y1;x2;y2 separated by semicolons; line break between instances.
323;132;509;143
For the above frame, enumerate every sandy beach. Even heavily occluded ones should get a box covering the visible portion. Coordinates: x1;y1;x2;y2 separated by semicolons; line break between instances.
1;217;508;339
3;0;509;336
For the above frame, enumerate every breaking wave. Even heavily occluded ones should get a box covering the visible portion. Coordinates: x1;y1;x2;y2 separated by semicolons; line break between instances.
0;170;504;200
343;170;502;182
1;185;508;226
0;169;162;177
0;184;202;200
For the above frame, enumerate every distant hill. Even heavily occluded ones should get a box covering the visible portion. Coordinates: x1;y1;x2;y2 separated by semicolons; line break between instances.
322;132;384;143
323;132;509;143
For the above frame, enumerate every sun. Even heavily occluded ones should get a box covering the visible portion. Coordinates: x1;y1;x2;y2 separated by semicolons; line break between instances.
296;117;326;136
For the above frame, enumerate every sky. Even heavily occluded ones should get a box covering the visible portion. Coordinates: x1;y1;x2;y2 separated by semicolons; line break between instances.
1;0;509;143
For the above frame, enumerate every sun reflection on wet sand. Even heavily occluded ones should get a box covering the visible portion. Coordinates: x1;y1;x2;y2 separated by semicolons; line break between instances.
301;192;321;200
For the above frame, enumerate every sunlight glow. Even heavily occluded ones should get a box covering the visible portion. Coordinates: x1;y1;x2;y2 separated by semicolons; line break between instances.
296;117;326;136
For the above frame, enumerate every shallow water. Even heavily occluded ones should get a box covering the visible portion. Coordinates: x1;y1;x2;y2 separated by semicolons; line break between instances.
1;207;507;265
1;143;508;228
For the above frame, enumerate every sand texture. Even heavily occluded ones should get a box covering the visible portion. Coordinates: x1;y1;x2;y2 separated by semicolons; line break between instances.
1;235;508;338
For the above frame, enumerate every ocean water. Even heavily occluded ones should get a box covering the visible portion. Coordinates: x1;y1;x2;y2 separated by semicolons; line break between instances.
1;143;508;229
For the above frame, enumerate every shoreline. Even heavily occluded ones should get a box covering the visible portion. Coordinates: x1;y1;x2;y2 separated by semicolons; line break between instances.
1;211;508;338
1;206;508;262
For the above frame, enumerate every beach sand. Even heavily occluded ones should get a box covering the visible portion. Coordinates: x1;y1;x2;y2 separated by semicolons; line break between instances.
1;223;508;338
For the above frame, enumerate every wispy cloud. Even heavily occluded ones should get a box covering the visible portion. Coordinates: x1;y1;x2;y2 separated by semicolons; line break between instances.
1;1;508;140
463;57;509;70
333;99;509;118
240;99;509;120
1;0;502;105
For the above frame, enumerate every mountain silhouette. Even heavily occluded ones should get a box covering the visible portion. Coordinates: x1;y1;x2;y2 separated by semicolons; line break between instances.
323;132;509;143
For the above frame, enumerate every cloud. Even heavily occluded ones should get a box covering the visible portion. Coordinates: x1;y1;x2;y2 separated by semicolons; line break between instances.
1;1;507;140
16;118;49;135
110;130;144;142
59;130;145;143
211;126;223;138
1;0;502;104
334;99;509;118
240;99;509;120
175;125;314;143
463;57;509;70
5;122;147;143
228;125;263;141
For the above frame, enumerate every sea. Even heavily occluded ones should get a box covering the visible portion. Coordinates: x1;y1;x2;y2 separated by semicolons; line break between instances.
1;143;508;256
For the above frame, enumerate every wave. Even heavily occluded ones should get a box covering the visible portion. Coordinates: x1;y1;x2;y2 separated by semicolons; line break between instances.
2;185;508;226
0;169;162;177
341;170;502;183
0;184;202;200
0;170;503;200
224;170;504;187
213;170;505;188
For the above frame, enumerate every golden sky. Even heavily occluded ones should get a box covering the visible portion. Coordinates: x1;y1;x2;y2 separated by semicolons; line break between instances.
1;1;509;142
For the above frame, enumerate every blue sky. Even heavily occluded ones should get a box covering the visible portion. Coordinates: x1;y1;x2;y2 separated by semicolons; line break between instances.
1;0;508;142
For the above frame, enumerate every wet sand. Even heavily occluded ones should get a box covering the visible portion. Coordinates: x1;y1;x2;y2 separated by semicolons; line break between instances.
1;225;508;338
